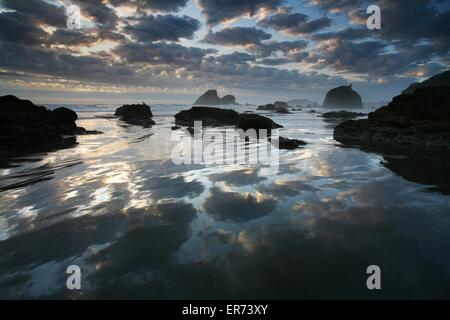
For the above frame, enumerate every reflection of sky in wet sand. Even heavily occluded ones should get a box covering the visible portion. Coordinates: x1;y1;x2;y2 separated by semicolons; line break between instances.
1;105;450;299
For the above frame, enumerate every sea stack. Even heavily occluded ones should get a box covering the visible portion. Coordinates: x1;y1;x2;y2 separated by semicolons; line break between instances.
115;103;155;126
193;90;237;105
323;85;363;109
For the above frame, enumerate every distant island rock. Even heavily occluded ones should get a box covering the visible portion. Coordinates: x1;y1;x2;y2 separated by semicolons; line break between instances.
193;90;237;105
334;87;450;151
287;99;319;108
174;106;282;130
403;70;450;94
0;95;100;152
323;85;363;109
115;103;155;126
257;103;291;114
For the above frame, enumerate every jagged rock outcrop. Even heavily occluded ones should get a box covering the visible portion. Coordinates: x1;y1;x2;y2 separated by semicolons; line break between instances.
323;85;363;109
334;87;450;151
115;103;155;126
193;90;237;105
403;70;450;94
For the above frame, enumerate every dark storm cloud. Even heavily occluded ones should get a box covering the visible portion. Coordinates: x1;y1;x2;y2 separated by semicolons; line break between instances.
48;29;98;46
258;58;290;65
109;0;188;12
314;40;409;76
71;0;118;27
259;7;332;35
305;0;363;13
254;40;308;58
124;15;200;42
0;12;50;45
197;0;286;26
0;41;137;83
312;27;370;41
114;41;215;68
0;0;66;27
203;27;272;47
215;52;257;65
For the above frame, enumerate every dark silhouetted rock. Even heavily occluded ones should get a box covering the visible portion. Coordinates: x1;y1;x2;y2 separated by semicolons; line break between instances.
334;87;450;151
175;106;239;126
403;70;450;94
321;111;366;119
174;106;282;130
274;137;307;150
323;85;363;108
115;103;155;126
221;95;236;105
194;90;237;105
0;95;96;152
171;125;181;130
52;107;78;125
236;114;283;131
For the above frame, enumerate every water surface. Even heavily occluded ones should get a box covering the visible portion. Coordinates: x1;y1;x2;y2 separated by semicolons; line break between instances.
1;104;449;299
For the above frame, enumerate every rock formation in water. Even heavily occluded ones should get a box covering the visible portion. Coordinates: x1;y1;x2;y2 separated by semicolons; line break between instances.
193;90;237;105
115;103;155;126
257;104;291;114
174;106;282;130
403;70;450;94
274;137;307;150
334;87;450;151
0;95;100;152
321;111;366;119
323;85;363;109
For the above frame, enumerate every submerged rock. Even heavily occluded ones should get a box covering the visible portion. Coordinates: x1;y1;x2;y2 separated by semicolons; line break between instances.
321;111;366;119
193;90;237;105
115;103;155;126
334;87;450;151
274;137;307;150
0;95;96;152
323;85;363;109
174;106;282;130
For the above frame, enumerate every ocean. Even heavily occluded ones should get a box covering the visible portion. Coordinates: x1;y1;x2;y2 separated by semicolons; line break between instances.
0;103;449;299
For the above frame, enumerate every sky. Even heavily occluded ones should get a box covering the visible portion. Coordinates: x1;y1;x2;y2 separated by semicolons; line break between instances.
0;0;449;105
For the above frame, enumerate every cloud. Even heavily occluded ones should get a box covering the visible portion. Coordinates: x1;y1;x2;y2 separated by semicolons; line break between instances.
214;52;257;65
259;7;332;35
203;27;272;47
306;0;363;13
196;0;286;26
312;27;370;41
253;40;308;58
0;12;50;45
1;0;66;27
114;41;215;68
124;14;200;42
203;187;276;222
71;0;119;27
109;0;188;12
